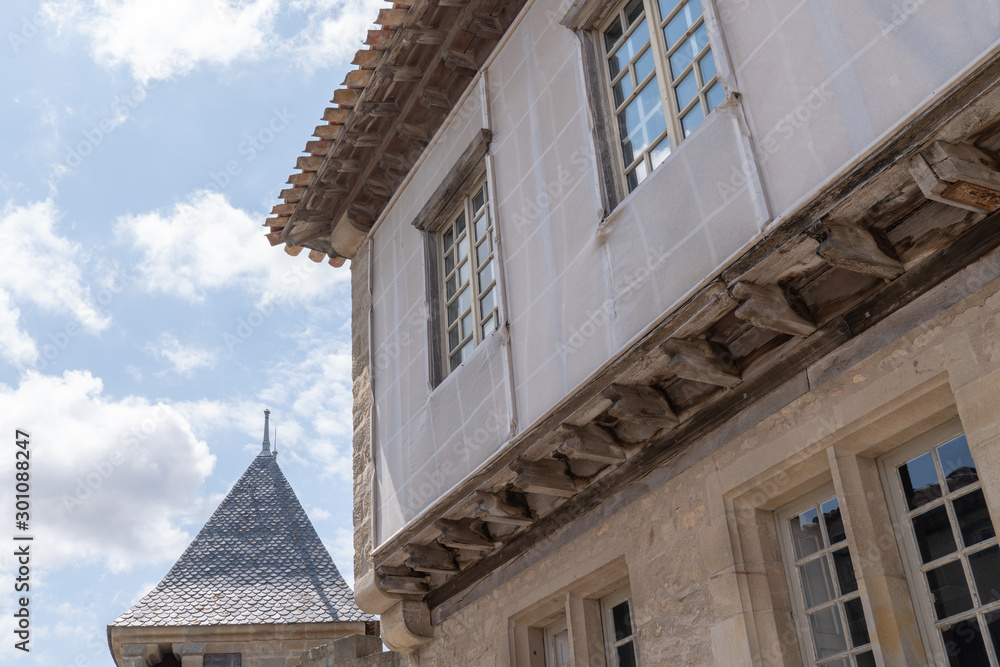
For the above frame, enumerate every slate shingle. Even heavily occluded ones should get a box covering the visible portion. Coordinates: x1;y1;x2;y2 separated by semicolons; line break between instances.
111;453;374;627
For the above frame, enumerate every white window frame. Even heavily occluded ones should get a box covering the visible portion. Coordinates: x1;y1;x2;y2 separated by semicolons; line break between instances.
879;419;1000;666
436;175;499;377
543;616;572;667
775;482;877;667
598;0;725;193
601;585;640;667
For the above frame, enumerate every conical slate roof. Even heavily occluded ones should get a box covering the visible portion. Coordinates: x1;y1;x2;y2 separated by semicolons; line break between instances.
111;451;373;627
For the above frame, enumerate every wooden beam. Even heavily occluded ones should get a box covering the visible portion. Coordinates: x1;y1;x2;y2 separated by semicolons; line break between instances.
398;122;429;144
294;156;323;172
358;101;401;117
265;231;283;246
603;384;678;444
304;140;330;156
420;87;451;109
468;12;502;37
510;459;577;497
375;7;409;27
401;27;445;45
405;543;458;574
351;48;382;68
435;519;494;551
342;68;374;88
387;65;423;82
328;158;363;172
661;338;742;388
313;124;341;141
322;107;350;123
473;491;533;526
556;425;625;464
731;282;817;337
813;223;904;279
378;574;429;596
908;140;1000;212
443;49;478;73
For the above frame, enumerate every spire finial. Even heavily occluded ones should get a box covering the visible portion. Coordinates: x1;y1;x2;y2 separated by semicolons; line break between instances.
261;409;272;455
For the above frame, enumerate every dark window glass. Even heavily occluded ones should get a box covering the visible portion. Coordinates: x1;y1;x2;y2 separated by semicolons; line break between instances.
855;651;877;667
616;641;638;667
204;656;241;667
843;597;870;648
900;451;941;510
612;601;633;641
986;610;1000;657
823;497;846;544
937;435;978;493
832;548;858;595
941;617;989;667
968;545;1000;606
953;490;996;547
790;507;824;559
912;505;958;563
926;560;974;620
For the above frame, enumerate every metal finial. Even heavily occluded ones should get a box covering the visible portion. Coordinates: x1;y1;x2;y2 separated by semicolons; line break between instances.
261;409;271;455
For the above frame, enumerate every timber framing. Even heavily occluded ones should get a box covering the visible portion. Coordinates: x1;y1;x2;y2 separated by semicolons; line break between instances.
367;52;1000;624
265;0;529;264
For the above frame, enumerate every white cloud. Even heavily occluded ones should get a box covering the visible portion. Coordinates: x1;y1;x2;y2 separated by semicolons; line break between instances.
43;0;280;83
310;506;331;520
322;526;355;589
0;370;216;572
148;333;218;376
0;200;110;366
287;0;382;70
115;189;347;303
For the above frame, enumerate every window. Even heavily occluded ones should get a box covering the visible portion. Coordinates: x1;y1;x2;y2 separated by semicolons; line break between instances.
544;617;572;667
601;586;640;667
777;485;876;666
881;428;1000;666
438;177;499;375
601;0;724;191
203;655;241;667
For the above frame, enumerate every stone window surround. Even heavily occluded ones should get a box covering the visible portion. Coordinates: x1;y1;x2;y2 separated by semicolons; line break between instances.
722;372;1000;667
120;643;205;667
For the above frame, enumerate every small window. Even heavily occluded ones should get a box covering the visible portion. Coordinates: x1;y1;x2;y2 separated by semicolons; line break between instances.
601;586;640;667
881;428;1000;666
600;0;724;192
438;177;498;375
203;655;241;667
777;485;876;666
544;616;572;667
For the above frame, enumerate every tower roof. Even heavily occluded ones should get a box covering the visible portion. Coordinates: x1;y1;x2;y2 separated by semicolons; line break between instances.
111;451;373;627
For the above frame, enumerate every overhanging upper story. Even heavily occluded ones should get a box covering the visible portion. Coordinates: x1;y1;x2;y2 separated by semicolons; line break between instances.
266;0;1000;630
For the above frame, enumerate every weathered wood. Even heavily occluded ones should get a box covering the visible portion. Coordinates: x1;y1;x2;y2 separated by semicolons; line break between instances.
473;490;533;526
328;158;363;172
283;244;303;257
342;68;375;88
387;65;423;82
378;574;429;595
265;231;283;246
510;459;577;497
358;101;400;117
351;49;382;68
398;122;430;144
364;178;393;199
286;173;315;185
435;519;494;551
381;152;416;173
271;203;296;216
908;140;1000;212
603;384;678;433
443;49;478;73
280;188;306;202
420;88;451;109
813;223;904;279
468;12;502;36
556;425;625;464
304;140;330;156
731;282;817;337
365;28;394;50
375;7;409;27
662;338;742;388
401;27;444;45
322;107;350;123
294;156;323;172
405;543;458;574
347;133;381;147
307;250;326;263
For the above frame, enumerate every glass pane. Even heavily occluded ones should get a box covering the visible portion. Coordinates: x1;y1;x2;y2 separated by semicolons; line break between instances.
481;315;495;338
900;451;941;510
474;215;488;242
832;548;858;595
614;74;634;108
480;287;496;317
609;20;650;79
458;260;470;288
926;560;974;620
612;601;633;640
447;297;460;325
969;545;1000;605
843;597;870;648
855;651;877;667
605;15;624;53
476;239;491;267
650;136;671;169
457;288;471;315
675;70;698;110
625;0;644;24
799;556;836;608
663;0;702;48
808;604;848;659
450;341;472;371
699;49;717;84
912;505;957;563
669;36;697;78
444;251;454;275
791;507;824;559
448;325;459;352
457;233;469;260
681;103;705;137
986;610;1000;658
823;497;846;544
616;641;638;667
619;78;666;155
461;312;473;338
941;617;990;667
635;47;655;83
478;260;494;291
626;166;640;192
443;228;454;250
472;189;485;215
446;275;457;299
455;211;466;235
954;489;996;547
706;81;726;111
938;435;977;492
553;627;571;666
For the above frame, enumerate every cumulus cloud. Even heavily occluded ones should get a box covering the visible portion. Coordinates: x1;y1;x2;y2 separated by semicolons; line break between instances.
287;0;382;70
115;189;347;303
0;200;110;366
43;0;280;83
148;333;218;376
0;371;216;572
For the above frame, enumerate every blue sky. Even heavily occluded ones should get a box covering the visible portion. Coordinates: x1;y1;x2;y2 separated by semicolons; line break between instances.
0;1;380;663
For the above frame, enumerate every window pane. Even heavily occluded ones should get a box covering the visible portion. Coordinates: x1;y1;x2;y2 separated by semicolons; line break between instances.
619;78;666;155
614;74;634;108
790;507;824;559
808;604;848;658
461;312;473;339
447;297;460;325
444;250;455;275
605;16;624;53
706;81;726;111
663;0;702;49
481;315;495;338
674;70;698;111
843;597;870;648
699;49;717;85
986;609;1000;657
474;215;488;242
609;20;650;78
969;545;1000;606
822;659;849;667
912;504;958;563
612;601;633;640
476;239;491;267
455;211;466;235
472;189;485;215
938;435;978;493
478;260;494;291
940;617;990;667
669;37;697;78
457;288;471;316
634;48;655;86
457;233;469;260
625;0;645;25
832;548;858;595
823;497;846;544
448;325;459;351
798;555;836;608
616;641;638;667
953;489;996;547
899;451;941;510
650;136;671;169
480;287;496;318
443;228;454;250
681;103;704;137
626;166;640;191
855;650;877;667
458;261;470;289
446;275;457;299
926;560;974;620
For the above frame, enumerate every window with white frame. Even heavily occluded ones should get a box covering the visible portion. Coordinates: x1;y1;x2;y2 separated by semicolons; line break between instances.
600;0;725;192
777;485;877;667
438;177;499;375
881;427;1000;666
601;586;640;667
544;616;572;667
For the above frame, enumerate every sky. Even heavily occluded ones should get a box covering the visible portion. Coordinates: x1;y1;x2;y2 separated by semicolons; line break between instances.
0;1;382;663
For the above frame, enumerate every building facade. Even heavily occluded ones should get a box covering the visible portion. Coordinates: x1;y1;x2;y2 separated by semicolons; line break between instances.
267;1;1000;664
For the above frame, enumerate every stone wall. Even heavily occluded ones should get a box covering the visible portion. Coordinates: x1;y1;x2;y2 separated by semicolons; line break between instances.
293;635;407;667
351;239;374;589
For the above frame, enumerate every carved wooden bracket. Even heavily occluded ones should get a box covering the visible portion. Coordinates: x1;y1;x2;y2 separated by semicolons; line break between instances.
731;282;817;337
379;574;430;596
405;543;459;574
557;424;625;464
510;459;578;497
435;518;494;551
661;338;742;388
602;383;678;444
908;140;1000;212
473;490;534;526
